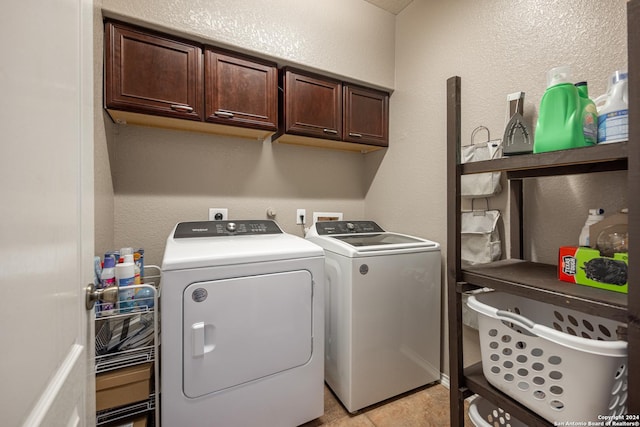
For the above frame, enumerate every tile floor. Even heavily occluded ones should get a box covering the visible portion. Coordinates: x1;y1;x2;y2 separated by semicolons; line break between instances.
301;383;473;427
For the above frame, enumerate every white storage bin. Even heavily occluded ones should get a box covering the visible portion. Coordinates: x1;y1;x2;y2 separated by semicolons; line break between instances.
468;396;527;427
467;291;627;423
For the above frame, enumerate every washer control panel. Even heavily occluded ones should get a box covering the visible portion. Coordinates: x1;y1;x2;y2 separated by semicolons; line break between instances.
174;220;283;238
314;221;384;235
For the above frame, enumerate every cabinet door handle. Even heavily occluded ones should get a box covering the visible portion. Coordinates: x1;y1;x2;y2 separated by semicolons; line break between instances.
170;104;194;113
348;132;362;138
214;110;235;118
323;128;338;135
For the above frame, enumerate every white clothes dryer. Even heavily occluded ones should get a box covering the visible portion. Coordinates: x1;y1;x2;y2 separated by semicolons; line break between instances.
161;220;324;427
306;221;441;413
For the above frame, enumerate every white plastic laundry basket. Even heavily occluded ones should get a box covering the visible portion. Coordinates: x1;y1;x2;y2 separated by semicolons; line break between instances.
468;396;527;427
467;291;627;424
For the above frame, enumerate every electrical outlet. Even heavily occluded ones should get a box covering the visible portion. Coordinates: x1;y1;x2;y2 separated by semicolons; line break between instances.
296;209;306;225
209;208;228;221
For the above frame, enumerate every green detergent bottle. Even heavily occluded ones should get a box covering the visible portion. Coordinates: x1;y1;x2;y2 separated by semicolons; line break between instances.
534;66;591;153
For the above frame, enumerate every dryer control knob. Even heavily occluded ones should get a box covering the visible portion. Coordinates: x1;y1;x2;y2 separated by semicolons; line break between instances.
226;222;237;232
346;222;355;231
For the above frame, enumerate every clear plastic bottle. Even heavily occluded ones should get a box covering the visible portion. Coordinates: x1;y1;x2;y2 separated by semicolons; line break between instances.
135;248;144;283
133;251;143;284
596;224;628;257
133;256;141;284
579;208;605;247
120;247;133;257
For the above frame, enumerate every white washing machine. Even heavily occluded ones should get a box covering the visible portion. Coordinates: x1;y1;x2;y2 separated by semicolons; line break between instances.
160;220;324;427
306;220;441;413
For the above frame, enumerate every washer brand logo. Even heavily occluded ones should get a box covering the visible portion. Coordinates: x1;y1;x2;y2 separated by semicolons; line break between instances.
359;264;369;275
192;288;208;302
562;255;577;275
191;228;209;232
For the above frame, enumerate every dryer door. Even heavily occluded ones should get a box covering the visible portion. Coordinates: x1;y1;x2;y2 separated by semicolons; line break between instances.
183;270;313;398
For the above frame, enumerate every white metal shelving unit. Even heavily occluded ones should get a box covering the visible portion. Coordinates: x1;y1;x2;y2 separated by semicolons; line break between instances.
95;266;161;427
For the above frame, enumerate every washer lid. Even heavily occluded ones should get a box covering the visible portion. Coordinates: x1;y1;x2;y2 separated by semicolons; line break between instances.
306;221;440;257
162;220;324;271
331;232;426;247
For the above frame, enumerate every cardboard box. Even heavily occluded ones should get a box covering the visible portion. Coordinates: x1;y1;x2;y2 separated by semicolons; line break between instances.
559;246;628;293
96;363;152;411
111;415;147;427
132;416;147;427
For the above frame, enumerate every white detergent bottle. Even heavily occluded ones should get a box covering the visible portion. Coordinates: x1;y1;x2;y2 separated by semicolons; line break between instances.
595;70;628;144
116;254;136;311
579;208;605;247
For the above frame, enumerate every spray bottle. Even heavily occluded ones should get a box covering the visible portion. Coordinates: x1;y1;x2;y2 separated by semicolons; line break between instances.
579;208;605;247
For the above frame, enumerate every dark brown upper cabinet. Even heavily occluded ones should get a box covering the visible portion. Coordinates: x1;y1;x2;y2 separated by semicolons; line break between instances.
103;20;388;147
280;68;343;141
276;67;389;153
104;20;277;140
343;84;389;147
104;20;204;121
204;48;278;131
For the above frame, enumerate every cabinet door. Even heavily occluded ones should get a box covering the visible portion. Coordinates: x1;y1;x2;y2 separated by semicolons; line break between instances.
205;49;277;130
205;48;278;131
283;69;342;141
343;84;389;147
105;21;203;121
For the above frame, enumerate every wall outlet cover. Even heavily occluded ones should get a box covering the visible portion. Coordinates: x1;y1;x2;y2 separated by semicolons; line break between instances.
296;209;306;225
209;208;228;221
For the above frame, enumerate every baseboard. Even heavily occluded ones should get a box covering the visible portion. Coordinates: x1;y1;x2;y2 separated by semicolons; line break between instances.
439;373;478;402
440;373;450;389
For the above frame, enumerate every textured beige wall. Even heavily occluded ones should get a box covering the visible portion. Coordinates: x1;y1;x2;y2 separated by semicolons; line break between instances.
368;0;628;375
94;0;116;257
110;126;369;266
101;0;396;89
